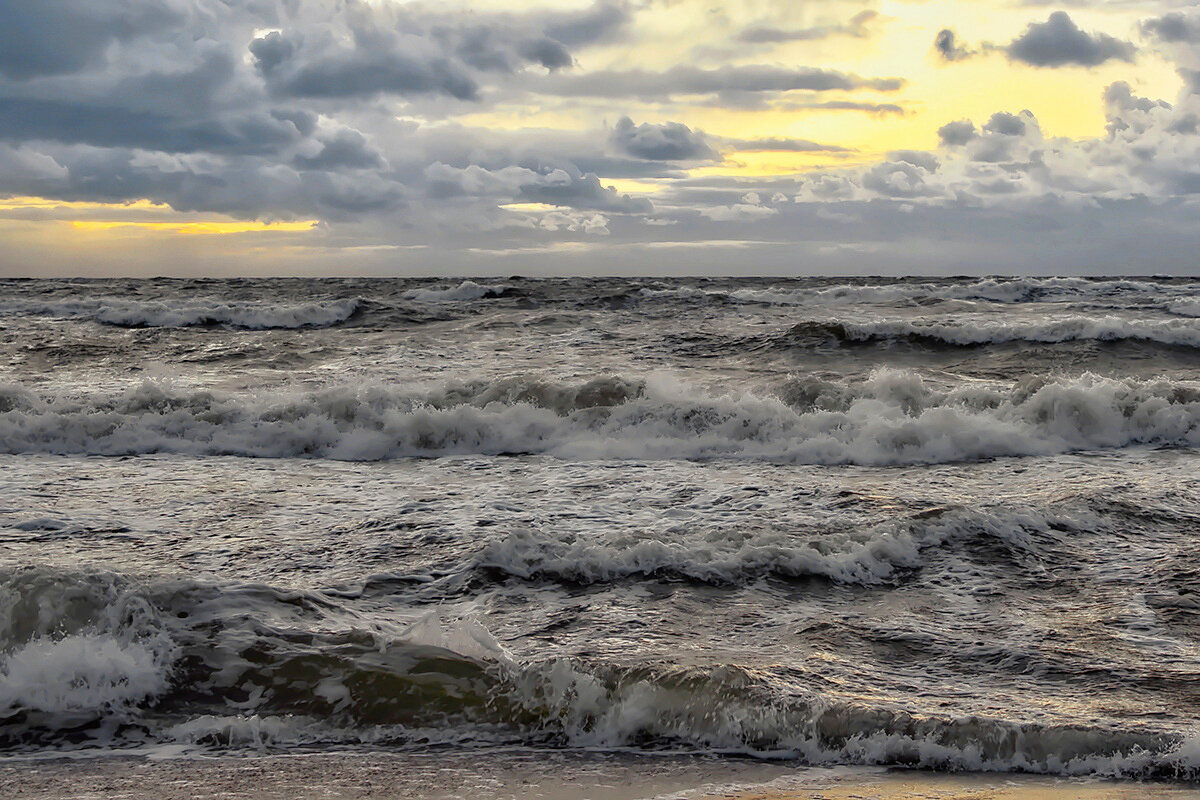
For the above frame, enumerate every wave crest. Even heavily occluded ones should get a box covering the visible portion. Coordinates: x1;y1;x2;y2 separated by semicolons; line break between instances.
0;371;1197;465
0;298;364;329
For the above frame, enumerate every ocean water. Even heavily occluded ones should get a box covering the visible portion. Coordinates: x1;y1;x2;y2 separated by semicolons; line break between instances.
3;276;1200;781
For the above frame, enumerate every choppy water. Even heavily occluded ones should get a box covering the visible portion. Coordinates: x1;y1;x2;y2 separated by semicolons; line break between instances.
4;276;1200;778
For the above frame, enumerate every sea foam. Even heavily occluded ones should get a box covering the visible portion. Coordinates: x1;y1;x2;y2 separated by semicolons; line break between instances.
0;298;363;329
0;371;1196;465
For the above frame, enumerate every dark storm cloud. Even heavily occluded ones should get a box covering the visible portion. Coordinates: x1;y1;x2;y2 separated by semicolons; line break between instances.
1140;12;1200;44
610;118;718;161
4;143;407;220
250;1;637;102
934;29;975;61
250;31;482;101
1007;12;1136;67
0;42;310;156
0;0;185;80
736;11;877;44
0;98;305;155
531;65;905;99
293;130;385;171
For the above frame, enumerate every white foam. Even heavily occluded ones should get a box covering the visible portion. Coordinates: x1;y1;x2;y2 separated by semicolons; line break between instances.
0;298;362;329
0;371;1197;465
402;281;509;303
475;506;1064;586
722;278;1183;307
490;650;1196;777
0;634;167;716
1167;299;1200;318
0;568;177;728
830;315;1200;347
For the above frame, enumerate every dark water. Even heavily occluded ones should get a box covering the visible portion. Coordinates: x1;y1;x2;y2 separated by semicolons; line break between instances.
3;276;1200;778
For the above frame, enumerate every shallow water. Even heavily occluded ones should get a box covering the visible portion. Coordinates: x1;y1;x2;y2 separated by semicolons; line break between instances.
3;277;1200;780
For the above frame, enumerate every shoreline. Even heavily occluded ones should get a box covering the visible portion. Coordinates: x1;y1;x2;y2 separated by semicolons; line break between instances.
2;750;1200;800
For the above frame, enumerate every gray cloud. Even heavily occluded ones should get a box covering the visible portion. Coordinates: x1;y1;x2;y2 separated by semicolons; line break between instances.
610;118;718;161
776;100;907;116
934;29;975;61
543;1;632;47
1140;12;1200;44
938;120;978;146
248;2;638;103
250;31;482;101
737;11;878;44
531;65;904;99
0;97;305;155
293;130;385;171
0;0;185;80
424;160;652;213
1007;11;1136;67
721;137;851;153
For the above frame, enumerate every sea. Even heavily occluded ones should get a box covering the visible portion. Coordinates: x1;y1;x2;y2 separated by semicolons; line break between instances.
4;276;1200;790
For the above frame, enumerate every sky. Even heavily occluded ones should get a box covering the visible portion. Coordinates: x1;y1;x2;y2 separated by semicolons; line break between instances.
2;0;1200;276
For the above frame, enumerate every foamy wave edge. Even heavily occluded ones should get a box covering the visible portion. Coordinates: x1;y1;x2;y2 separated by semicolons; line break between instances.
0;370;1197;465
1;569;1197;777
643;277;1194;307
0;298;365;329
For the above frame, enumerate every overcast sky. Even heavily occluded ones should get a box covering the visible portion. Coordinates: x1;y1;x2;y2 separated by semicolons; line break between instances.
2;0;1200;276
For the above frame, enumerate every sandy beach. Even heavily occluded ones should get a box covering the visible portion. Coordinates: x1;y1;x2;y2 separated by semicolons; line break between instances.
3;751;1199;800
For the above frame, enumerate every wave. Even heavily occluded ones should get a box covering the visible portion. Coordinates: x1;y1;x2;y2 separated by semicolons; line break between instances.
0;370;1198;465
1;566;1198;777
1167;299;1200;318
473;505;1078;587
0;298;364;329
779;316;1200;349
402;280;512;303
637;278;1194;308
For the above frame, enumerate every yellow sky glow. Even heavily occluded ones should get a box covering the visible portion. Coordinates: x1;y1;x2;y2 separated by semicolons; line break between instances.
68;220;319;235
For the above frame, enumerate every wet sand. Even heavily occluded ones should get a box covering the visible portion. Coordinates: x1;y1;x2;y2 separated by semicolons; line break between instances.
2;751;1199;800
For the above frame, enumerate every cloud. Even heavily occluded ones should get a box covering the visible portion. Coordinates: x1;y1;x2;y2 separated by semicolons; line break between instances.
1007;11;1136;67
293;130;385;171
699;203;779;222
736;11;878;44
774;100;907;116
938;120;978;146
249;2;637;103
530;65;905;99
250;31;483;101
543;1;632;47
0;0;185;80
934;29;975;61
424;161;652;214
610;117;718;161
721;137;851;153
0;97;306;155
1140;12;1200;44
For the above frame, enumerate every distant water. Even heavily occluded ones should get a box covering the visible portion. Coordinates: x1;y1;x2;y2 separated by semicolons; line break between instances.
4;276;1200;779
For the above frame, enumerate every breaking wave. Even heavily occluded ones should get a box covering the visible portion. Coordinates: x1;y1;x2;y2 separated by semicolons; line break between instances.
474;505;1078;586
639;278;1193;308
0;298;365;329
0;370;1197;465
778;316;1200;349
2;565;1198;778
402;281;512;303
